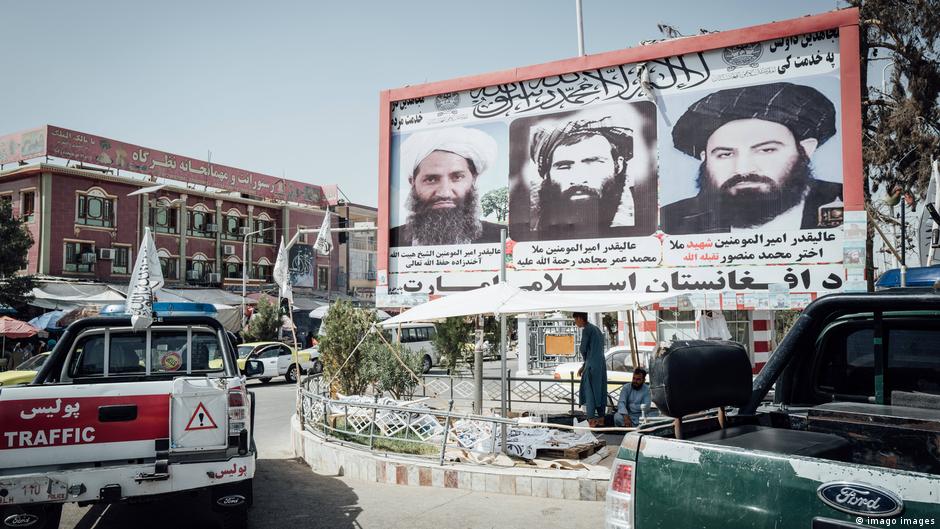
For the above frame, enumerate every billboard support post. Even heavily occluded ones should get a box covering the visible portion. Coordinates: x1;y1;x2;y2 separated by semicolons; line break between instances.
575;0;585;57
499;228;508;454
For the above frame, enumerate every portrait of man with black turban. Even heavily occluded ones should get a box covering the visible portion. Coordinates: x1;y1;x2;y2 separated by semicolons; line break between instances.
508;103;658;242
661;82;844;235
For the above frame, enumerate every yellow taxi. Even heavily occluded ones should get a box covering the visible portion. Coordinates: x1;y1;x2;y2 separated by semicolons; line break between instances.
0;352;51;387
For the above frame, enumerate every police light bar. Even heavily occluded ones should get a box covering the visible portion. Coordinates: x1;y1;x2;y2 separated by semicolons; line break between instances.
100;302;218;317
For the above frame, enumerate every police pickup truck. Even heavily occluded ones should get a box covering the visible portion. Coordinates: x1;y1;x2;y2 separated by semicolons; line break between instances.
606;290;940;528
0;303;263;529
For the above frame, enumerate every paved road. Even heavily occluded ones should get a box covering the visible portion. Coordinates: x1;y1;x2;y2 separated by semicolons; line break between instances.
59;378;605;529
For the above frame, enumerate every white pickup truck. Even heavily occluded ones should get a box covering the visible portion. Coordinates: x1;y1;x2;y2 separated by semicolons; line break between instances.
0;303;262;529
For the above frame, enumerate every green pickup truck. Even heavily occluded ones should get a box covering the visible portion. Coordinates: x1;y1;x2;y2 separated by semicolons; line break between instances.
606;290;940;528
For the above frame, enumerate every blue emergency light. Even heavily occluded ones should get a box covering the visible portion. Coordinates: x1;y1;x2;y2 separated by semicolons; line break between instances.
100;302;218;317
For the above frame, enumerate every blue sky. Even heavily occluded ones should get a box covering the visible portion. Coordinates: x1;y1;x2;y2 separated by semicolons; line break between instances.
1;0;846;207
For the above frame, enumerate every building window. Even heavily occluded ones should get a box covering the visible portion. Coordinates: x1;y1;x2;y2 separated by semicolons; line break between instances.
722;310;751;346
188;208;215;238
297;225;307;244
223;210;244;240
253;263;272;282
186;256;213;282
112;246;131;275
225;261;242;280
151;200;178;234
20;191;35;223
159;255;179;280
64;241;95;273
0;195;11;219
317;266;329;291
76;188;115;228
253;219;275;244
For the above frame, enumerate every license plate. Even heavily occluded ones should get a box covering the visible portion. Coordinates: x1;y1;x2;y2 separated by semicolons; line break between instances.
0;477;68;505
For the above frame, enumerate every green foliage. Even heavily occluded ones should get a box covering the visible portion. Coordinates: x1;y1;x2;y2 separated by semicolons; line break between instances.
480;187;509;223
850;0;940;287
432;317;474;372
318;300;375;395
0;201;34;307
368;342;423;399
242;297;280;342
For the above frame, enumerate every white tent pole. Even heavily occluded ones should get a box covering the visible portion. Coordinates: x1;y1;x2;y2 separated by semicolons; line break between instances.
499;228;508;455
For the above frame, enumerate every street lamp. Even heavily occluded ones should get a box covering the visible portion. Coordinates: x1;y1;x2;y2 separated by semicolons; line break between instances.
242;226;277;328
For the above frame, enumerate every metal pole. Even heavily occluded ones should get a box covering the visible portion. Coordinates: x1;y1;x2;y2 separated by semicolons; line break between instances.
575;0;585;56
499;228;508;454
473;315;483;414
901;199;907;287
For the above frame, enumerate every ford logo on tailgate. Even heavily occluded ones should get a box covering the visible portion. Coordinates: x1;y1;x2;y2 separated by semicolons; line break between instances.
4;514;40;528
817;482;904;517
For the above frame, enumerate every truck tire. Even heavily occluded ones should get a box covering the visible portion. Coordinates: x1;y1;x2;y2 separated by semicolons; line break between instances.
217;509;248;529
310;359;323;375
1;503;63;529
285;364;298;384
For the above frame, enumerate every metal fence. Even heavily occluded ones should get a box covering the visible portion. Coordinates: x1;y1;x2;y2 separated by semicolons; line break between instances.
403;373;628;415
299;377;525;464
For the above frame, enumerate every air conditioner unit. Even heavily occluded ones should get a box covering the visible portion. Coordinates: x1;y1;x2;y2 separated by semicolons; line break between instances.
205;223;219;232
238;227;252;236
80;252;97;264
186;270;202;280
207;273;222;284
98;248;116;260
223;244;236;256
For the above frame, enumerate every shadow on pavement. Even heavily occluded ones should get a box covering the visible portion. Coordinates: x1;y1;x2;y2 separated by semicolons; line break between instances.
67;458;360;529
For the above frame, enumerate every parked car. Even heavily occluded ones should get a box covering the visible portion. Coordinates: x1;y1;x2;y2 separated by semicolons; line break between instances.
553;346;644;390
298;346;322;374
211;341;314;383
386;323;438;373
0;352;51;386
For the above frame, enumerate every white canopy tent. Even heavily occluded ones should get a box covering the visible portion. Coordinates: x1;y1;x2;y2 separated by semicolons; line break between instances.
382;283;679;326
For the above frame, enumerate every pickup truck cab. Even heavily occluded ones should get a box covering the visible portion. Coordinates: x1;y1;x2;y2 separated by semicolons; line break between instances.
606;291;940;528
0;303;262;529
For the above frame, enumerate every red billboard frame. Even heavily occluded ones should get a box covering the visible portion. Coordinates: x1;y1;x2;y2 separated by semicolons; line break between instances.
377;8;862;275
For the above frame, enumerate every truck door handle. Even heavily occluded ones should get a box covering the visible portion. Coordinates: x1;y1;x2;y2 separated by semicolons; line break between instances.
99;404;138;422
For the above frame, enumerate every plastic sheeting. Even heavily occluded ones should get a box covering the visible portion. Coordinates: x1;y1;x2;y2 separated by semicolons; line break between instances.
30;282;126;310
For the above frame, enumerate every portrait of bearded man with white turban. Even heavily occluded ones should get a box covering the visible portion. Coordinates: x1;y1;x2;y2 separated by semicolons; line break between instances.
390;127;503;247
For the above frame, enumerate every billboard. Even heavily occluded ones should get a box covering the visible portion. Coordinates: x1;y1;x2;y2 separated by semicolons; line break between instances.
0;125;326;208
378;10;864;310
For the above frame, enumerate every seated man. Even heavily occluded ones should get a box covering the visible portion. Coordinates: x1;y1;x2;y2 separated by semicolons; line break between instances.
614;367;651;427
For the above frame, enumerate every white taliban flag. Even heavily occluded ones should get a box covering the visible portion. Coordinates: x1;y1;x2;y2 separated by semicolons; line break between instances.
126;227;165;331
313;212;332;255
273;237;293;303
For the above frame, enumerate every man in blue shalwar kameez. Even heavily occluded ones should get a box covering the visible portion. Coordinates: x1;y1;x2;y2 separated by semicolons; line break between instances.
574;312;608;427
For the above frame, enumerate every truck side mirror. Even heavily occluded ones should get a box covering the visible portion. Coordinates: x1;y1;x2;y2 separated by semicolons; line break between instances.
245;359;264;377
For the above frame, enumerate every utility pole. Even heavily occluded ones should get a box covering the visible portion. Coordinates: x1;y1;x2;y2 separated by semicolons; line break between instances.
575;0;585;56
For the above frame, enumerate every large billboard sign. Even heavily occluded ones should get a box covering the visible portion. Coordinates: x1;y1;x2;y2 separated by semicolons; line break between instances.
378;10;864;309
0;125;326;208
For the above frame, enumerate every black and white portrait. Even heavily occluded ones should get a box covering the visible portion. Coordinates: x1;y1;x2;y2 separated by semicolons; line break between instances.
660;81;844;234
508;102;658;242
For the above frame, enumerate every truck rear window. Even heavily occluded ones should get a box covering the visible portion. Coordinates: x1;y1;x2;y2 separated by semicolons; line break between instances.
68;327;226;378
817;326;940;399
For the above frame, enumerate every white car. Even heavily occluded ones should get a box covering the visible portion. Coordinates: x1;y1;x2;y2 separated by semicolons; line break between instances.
553;346;648;389
236;342;316;383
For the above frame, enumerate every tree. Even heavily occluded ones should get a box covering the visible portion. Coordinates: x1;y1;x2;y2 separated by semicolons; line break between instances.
432;317;475;372
241;297;280;342
0;201;34;307
318;300;374;395
850;0;940;288
480;187;509;223
366;339;424;399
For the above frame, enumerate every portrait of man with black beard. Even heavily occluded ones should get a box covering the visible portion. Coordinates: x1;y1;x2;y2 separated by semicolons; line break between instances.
507;108;658;242
389;126;503;247
661;82;843;234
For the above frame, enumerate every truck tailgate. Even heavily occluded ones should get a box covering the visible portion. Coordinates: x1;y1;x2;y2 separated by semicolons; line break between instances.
634;436;939;527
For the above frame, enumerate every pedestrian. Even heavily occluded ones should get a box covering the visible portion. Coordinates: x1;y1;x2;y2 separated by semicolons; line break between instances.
614;367;651;427
46;337;57;352
574;312;608;428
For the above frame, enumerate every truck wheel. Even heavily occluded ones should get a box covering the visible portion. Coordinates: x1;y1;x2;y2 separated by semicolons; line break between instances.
258;377;272;384
285;364;298;383
422;355;432;374
1;503;63;529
